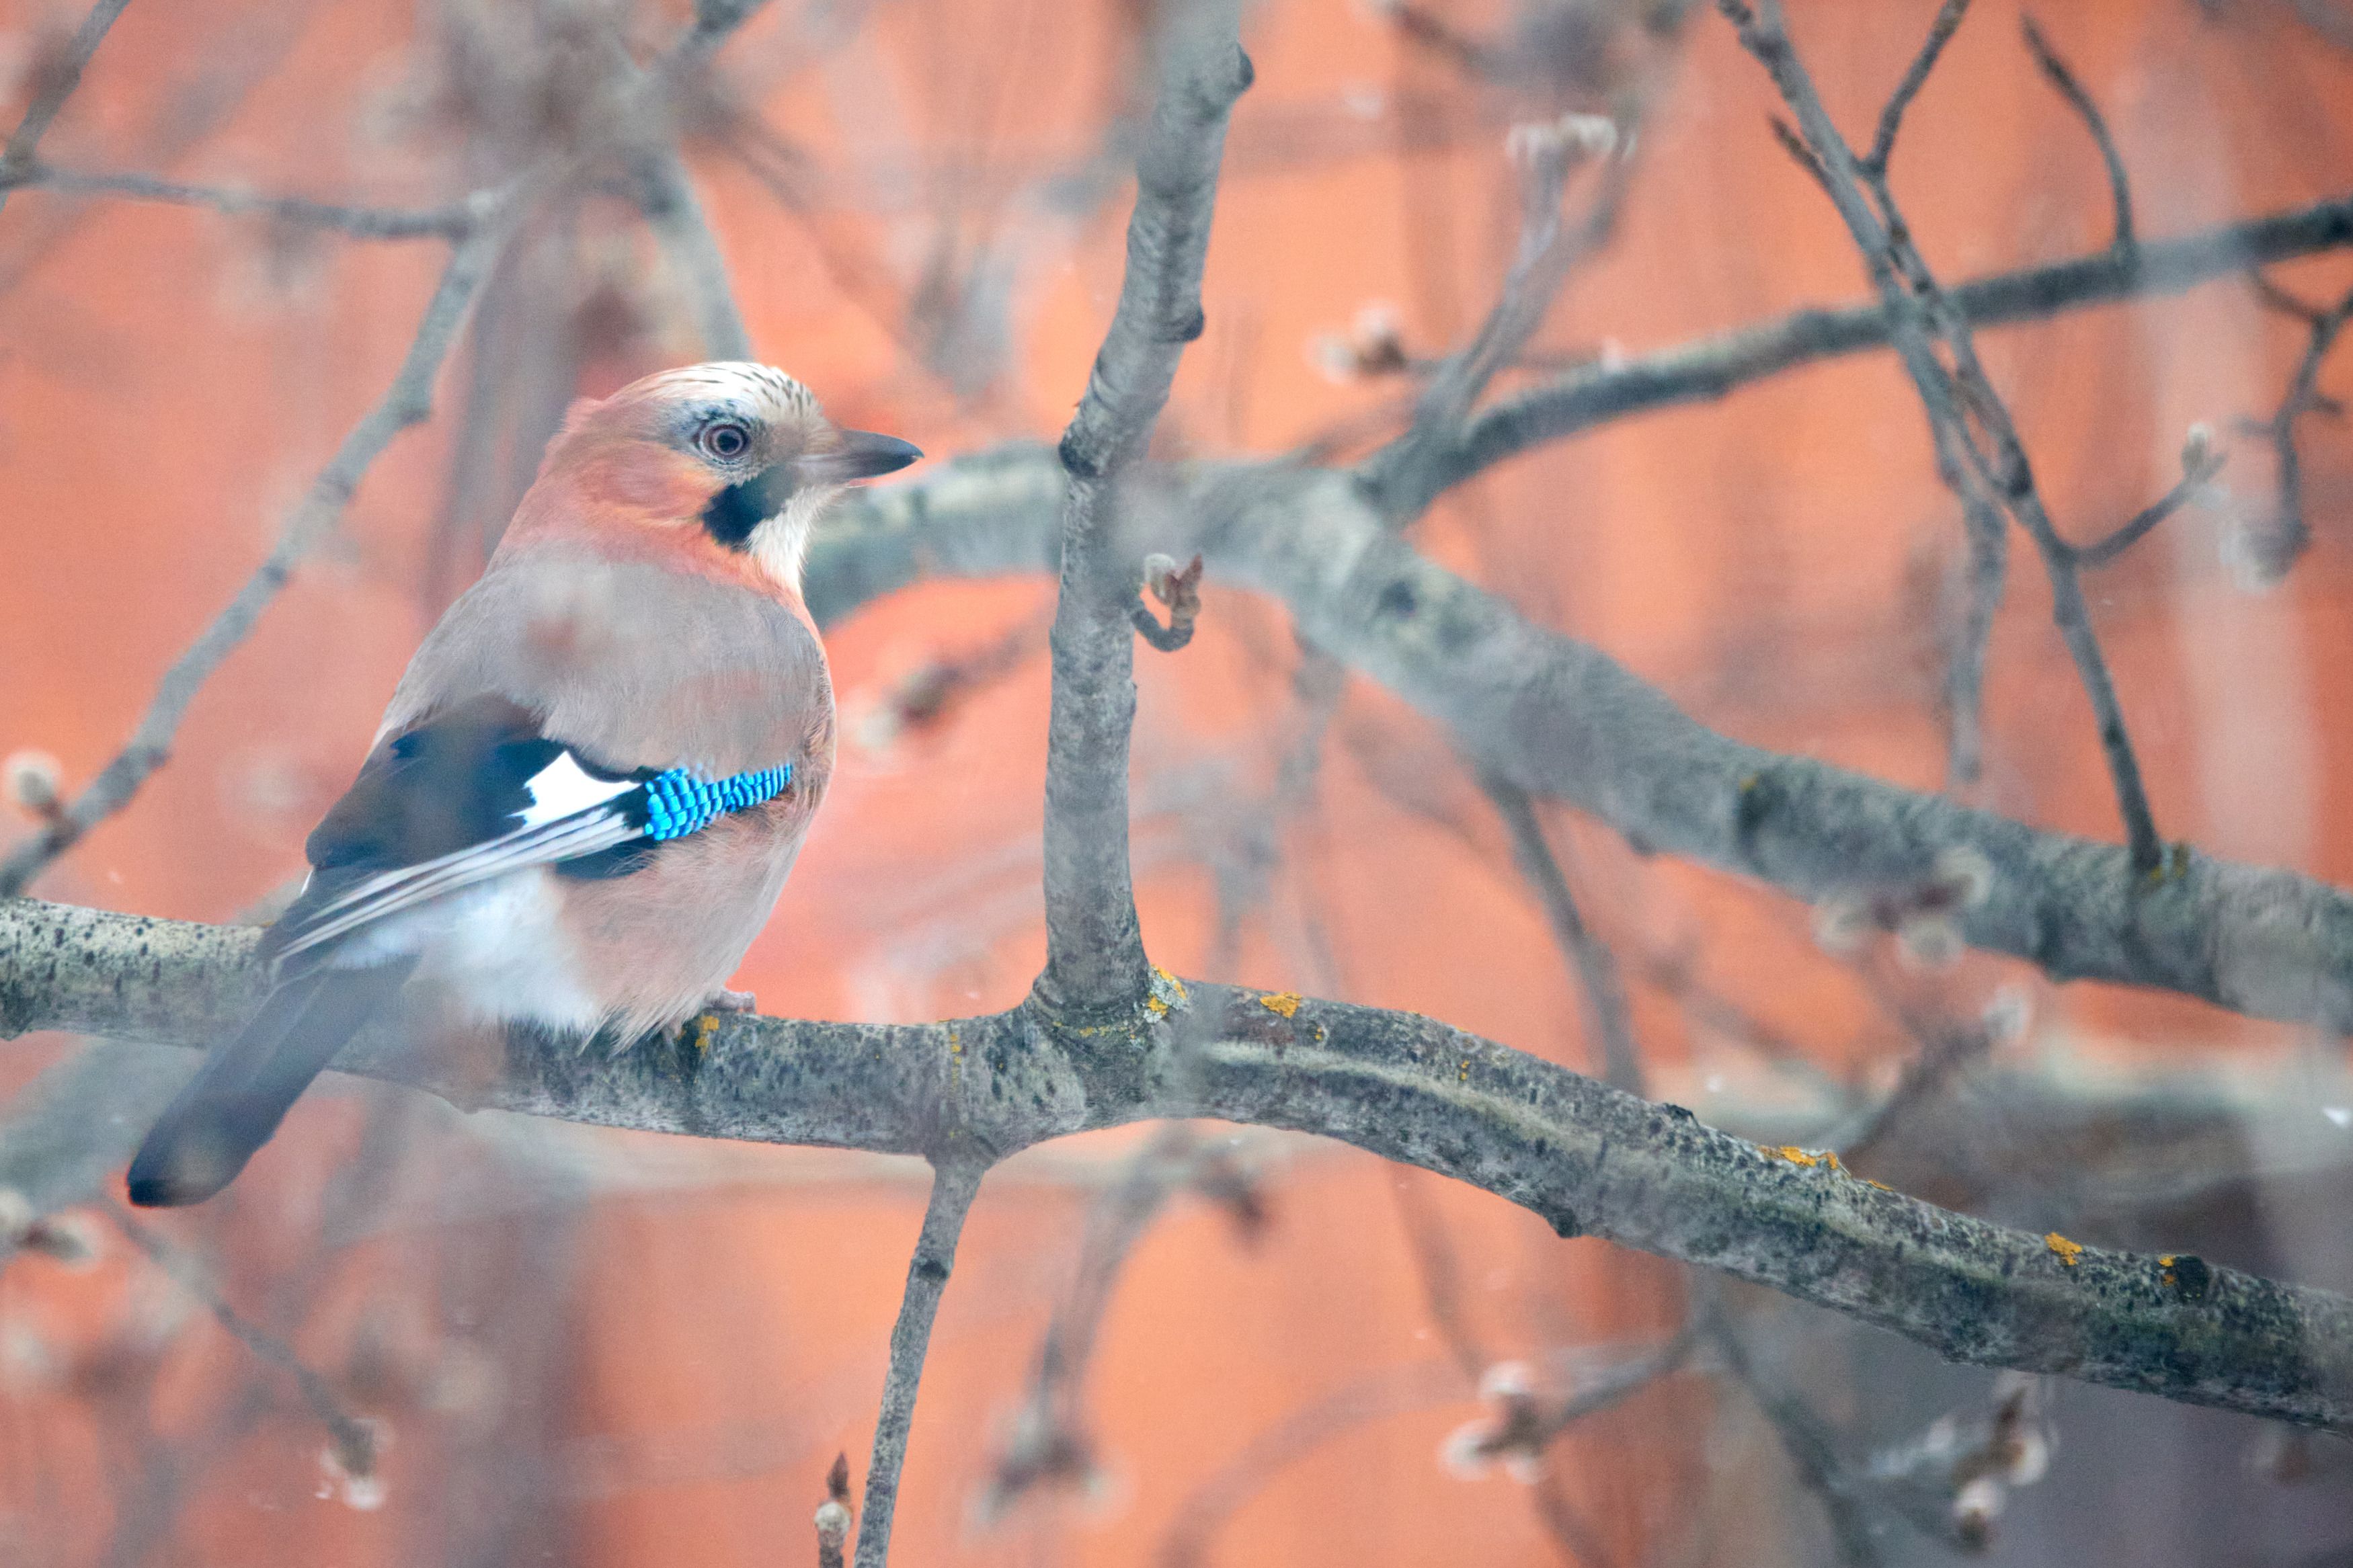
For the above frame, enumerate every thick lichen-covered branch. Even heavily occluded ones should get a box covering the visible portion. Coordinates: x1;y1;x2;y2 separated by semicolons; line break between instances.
807;450;2353;1033
7;896;2351;1434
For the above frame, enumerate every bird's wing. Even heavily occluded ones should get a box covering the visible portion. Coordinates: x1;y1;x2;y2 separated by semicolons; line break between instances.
264;694;791;965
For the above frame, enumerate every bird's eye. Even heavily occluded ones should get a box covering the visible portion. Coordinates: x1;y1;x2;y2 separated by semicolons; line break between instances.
698;419;753;462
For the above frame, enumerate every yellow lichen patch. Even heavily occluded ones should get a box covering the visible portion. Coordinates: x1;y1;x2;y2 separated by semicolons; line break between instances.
687;1014;720;1055
1864;1178;1892;1192
2045;1233;2085;1268
1153;966;1189;1003
2159;1253;2179;1288
1458;1057;1472;1083
1259;991;1304;1018
1764;1145;1821;1167
1825;1150;1845;1173
1146;994;1170;1017
947;1026;962;1056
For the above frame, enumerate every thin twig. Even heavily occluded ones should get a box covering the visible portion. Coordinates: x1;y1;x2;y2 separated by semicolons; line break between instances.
1393;1177;1612;1568
854;1159;985;1568
0;0;133;220
2073;426;2224;567
0;222;504;898
0;1;774;897
1368;114;1632;521
1156;1362;1464;1567
1129;552;1205;653
1537;1328;1701;1444
1404;117;1622;434
628;147;754;359
1207;642;1347;981
2019;15;2135;248
980;1125;1238;1521
1393;1173;1490;1378
1708;1303;1884;1568
1439;190;2353;497
1480;772;1644;1094
1;164;480;238
1719;0;2166;871
2237;281;2353;579
598;0;754;361
2254;270;2329;326
1035;0;1250;1018
1530;1478;1618;1568
1862;0;1968;175
1823;1004;2000;1169
104;1202;377;1479
1938;440;2009;787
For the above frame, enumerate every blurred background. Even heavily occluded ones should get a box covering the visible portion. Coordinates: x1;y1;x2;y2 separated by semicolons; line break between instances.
3;0;2353;1562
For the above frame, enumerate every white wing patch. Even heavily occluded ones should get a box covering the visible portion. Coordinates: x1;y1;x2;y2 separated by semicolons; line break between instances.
518;751;639;827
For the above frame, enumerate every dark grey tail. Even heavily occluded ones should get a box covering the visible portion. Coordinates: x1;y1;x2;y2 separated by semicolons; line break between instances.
126;960;415;1207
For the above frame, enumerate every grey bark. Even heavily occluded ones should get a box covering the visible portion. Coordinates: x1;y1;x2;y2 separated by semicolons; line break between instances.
1036;3;1252;1020
807;451;2353;1033
8;896;2351;1435
852;1160;984;1568
1414;190;2353;512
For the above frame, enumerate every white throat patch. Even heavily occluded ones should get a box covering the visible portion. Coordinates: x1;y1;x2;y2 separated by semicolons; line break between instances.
748;484;840;593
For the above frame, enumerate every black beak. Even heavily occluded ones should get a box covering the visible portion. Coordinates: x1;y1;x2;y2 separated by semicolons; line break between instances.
797;429;922;485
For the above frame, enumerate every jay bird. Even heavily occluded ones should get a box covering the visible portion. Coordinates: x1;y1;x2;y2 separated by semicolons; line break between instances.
127;362;919;1206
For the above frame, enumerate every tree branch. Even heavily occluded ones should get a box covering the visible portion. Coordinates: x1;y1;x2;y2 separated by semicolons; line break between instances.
0;0;133;220
1158;1362;1463;1568
1721;0;2164;870
0;221;506;899
1036;1;1251;1018
980;1124;1256;1522
853;1158;984;1568
1480;772;1644;1096
2073;425;2224;567
809;451;2353;1032
1433;191;2353;497
1710;1306;1886;1568
106;1203;379;1490
1861;0;1965;176
0;0;776;899
11;897;2353;1435
2237;280;2353;580
629;147;755;360
1366;111;1630;520
2019;14;2135;249
0;164;481;238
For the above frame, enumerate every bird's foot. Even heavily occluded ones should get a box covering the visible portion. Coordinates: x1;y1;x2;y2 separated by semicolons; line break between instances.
703;987;758;1014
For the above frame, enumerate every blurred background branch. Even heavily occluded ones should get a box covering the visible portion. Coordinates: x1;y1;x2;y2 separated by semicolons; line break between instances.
5;0;2353;1561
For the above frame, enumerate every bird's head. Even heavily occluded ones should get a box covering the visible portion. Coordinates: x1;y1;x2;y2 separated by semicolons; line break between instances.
521;362;921;593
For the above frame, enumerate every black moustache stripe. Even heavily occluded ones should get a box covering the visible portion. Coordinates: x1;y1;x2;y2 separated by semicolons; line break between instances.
701;469;793;550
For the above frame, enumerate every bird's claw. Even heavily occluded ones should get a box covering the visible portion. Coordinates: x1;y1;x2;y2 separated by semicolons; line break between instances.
704;987;758;1014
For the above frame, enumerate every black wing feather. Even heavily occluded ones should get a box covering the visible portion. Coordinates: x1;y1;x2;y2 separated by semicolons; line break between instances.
264;696;663;966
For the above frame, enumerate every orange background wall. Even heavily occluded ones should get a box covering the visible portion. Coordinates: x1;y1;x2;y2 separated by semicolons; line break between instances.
3;0;2351;1562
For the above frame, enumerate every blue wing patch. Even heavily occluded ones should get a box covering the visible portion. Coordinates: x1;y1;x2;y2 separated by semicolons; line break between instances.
265;696;791;965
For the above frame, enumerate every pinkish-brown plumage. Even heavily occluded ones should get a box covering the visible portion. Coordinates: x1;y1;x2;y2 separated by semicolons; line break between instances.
126;363;918;1206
